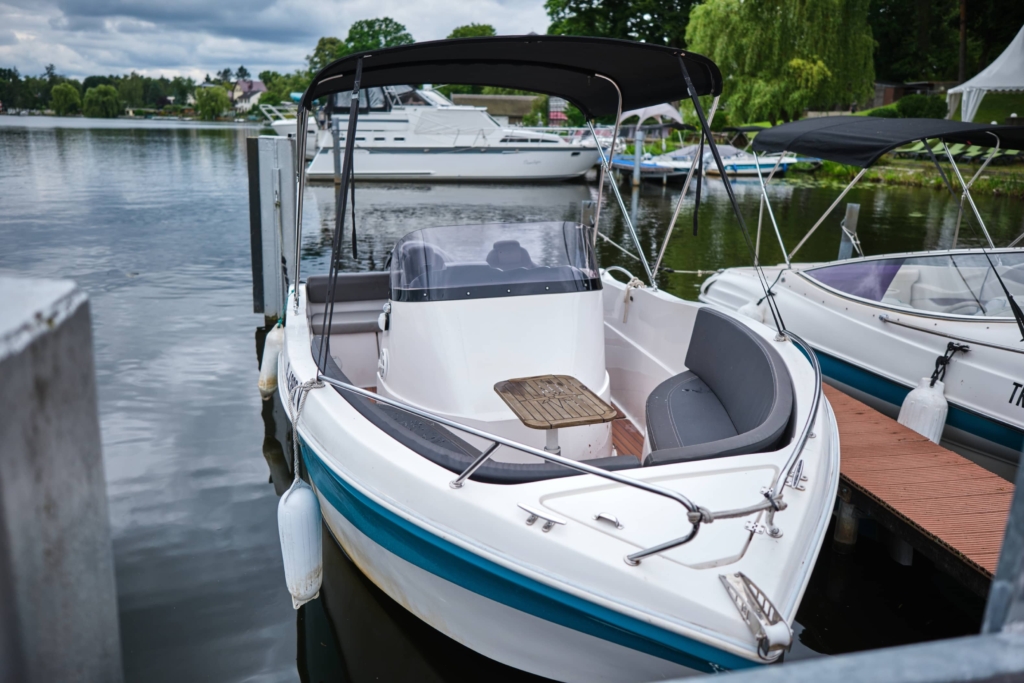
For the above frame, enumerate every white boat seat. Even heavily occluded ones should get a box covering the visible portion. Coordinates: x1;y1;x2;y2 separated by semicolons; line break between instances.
312;337;640;484
644;308;793;465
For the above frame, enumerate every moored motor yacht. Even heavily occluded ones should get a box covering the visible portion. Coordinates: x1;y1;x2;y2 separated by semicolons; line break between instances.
700;116;1024;476
275;84;600;181
275;36;840;681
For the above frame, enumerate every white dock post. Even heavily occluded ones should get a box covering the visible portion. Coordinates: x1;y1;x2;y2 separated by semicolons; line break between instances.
579;200;597;228
247;136;297;323
837;203;861;260
632;129;644;187
0;277;123;683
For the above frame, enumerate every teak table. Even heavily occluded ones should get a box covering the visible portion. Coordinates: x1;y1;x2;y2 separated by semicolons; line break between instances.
494;374;617;454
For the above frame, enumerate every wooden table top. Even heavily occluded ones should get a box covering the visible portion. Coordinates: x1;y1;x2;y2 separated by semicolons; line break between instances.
494;374;617;430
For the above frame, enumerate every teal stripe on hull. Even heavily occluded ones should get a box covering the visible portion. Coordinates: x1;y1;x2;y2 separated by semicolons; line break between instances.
302;441;759;674
814;350;1024;455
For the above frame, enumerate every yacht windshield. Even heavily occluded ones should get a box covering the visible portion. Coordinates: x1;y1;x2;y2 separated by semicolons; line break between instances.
390;222;601;302
806;252;1024;317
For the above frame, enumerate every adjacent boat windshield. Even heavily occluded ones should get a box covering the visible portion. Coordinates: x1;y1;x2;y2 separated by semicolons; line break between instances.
806;251;1024;317
390;222;601;302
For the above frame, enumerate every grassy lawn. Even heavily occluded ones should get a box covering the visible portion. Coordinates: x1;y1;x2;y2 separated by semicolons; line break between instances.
950;92;1024;124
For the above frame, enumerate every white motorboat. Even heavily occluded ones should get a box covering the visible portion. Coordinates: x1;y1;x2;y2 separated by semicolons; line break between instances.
654;144;806;177
277;85;600;181
700;116;1024;476
275;36;839;681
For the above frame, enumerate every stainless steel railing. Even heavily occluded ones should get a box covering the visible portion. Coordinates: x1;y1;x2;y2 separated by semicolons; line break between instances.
313;327;823;564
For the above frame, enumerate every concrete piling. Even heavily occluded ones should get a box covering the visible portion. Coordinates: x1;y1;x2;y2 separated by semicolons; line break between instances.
0;276;123;683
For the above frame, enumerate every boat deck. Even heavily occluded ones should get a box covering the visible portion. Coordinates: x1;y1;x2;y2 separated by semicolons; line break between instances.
824;384;1013;593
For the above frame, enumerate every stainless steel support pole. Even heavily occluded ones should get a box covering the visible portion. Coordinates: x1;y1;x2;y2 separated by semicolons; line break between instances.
632;129;644;187
788;168;869;261
291;107;309;309
944;143;995;248
652;96;719;275
587;120;656;287
753;153;789;267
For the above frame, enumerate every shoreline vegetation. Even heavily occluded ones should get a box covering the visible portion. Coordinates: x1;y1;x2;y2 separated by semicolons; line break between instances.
801;159;1024;198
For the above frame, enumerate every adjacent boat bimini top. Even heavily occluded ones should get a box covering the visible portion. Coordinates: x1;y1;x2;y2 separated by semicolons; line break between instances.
752;115;1024;168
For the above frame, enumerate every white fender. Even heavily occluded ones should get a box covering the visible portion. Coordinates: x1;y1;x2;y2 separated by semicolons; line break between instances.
277;478;323;609
258;324;284;399
897;378;949;444
737;298;766;324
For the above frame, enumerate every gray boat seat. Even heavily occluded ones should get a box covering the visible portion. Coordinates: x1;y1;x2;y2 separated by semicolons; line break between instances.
645;307;793;465
306;272;390;335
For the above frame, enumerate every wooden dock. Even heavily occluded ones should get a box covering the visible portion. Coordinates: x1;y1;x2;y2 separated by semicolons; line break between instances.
824;384;1013;595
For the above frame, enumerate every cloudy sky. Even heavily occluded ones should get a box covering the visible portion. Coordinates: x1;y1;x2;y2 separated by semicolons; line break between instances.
0;0;549;80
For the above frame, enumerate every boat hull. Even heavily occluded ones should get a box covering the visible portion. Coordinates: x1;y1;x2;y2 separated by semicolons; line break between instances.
306;146;599;182
303;440;751;682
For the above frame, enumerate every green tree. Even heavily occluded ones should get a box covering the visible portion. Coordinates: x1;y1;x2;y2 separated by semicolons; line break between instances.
307;37;345;72
117;71;145;108
236;65;250;80
686;0;874;124
50;82;81;115
0;68;21;111
83;85;122;118
195;85;230;120
217;68;234;83
448;23;497;39
546;0;695;47
345;17;414;53
83;75;113;91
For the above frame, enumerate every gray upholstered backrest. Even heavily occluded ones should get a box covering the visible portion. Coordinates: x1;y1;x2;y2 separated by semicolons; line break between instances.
306;272;390;304
684;307;789;436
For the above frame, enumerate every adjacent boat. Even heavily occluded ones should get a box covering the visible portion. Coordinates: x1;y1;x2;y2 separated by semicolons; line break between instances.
277;36;839;681
274;84;600;181
700;116;1024;477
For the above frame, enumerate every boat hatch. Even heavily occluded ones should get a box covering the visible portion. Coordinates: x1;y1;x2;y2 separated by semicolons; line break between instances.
540;465;777;568
805;251;1024;318
389;222;601;302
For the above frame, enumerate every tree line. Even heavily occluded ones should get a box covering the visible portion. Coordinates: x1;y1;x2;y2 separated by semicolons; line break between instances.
3;0;1022;124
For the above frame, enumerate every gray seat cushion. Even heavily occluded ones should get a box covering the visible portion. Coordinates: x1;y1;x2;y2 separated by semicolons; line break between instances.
309;311;380;335
645;371;737;451
645;307;793;465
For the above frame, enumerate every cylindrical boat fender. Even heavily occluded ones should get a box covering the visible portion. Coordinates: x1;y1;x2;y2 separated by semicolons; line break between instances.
897;378;948;444
737;298;766;324
278;478;322;609
258;324;284;399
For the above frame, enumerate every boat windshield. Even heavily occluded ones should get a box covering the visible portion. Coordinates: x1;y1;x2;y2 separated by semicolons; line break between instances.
390;222;601;303
805;252;1024;317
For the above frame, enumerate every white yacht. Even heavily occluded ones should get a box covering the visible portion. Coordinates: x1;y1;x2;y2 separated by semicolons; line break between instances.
275;85;599;181
700;116;1024;476
270;37;839;682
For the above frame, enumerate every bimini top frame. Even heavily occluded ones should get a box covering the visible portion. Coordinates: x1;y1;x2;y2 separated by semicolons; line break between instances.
750;117;1024;261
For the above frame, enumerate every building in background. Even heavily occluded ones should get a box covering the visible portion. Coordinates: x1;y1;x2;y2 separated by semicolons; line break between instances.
548;96;567;127
232;80;267;113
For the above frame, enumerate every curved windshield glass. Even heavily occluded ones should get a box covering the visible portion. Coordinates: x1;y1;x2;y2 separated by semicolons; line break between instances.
390;222;601;302
806;251;1024;317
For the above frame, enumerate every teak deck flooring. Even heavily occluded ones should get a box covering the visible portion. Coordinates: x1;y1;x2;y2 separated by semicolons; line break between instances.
612;409;645;460
825;384;1013;577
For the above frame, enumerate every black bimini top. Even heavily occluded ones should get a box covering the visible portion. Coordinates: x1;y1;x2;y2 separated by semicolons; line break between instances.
301;36;723;119
752;116;1024;168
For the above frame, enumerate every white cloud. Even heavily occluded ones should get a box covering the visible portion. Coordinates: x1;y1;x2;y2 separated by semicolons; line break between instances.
0;0;549;79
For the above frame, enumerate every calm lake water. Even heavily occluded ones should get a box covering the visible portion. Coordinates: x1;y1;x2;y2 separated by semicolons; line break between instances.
2;116;1016;681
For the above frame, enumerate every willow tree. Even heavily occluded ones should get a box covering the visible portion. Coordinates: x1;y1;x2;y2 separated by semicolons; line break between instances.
686;0;874;124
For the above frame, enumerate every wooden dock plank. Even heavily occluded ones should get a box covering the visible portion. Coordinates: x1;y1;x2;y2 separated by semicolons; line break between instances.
826;384;1012;581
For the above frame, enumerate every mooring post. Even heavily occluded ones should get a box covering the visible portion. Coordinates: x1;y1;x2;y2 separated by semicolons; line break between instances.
833;485;858;554
633;129;644;187
837;203;861;260
982;435;1024;633
248;135;297;324
332;115;342;186
0;277;123;683
580;200;597;229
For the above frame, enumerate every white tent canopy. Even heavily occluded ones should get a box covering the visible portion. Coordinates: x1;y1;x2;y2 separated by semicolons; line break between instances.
618;104;683;127
948;23;1024;122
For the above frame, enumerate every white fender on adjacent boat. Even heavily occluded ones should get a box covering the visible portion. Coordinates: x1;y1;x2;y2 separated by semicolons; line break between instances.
277;478;323;609
258;324;284;399
897;378;949;444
